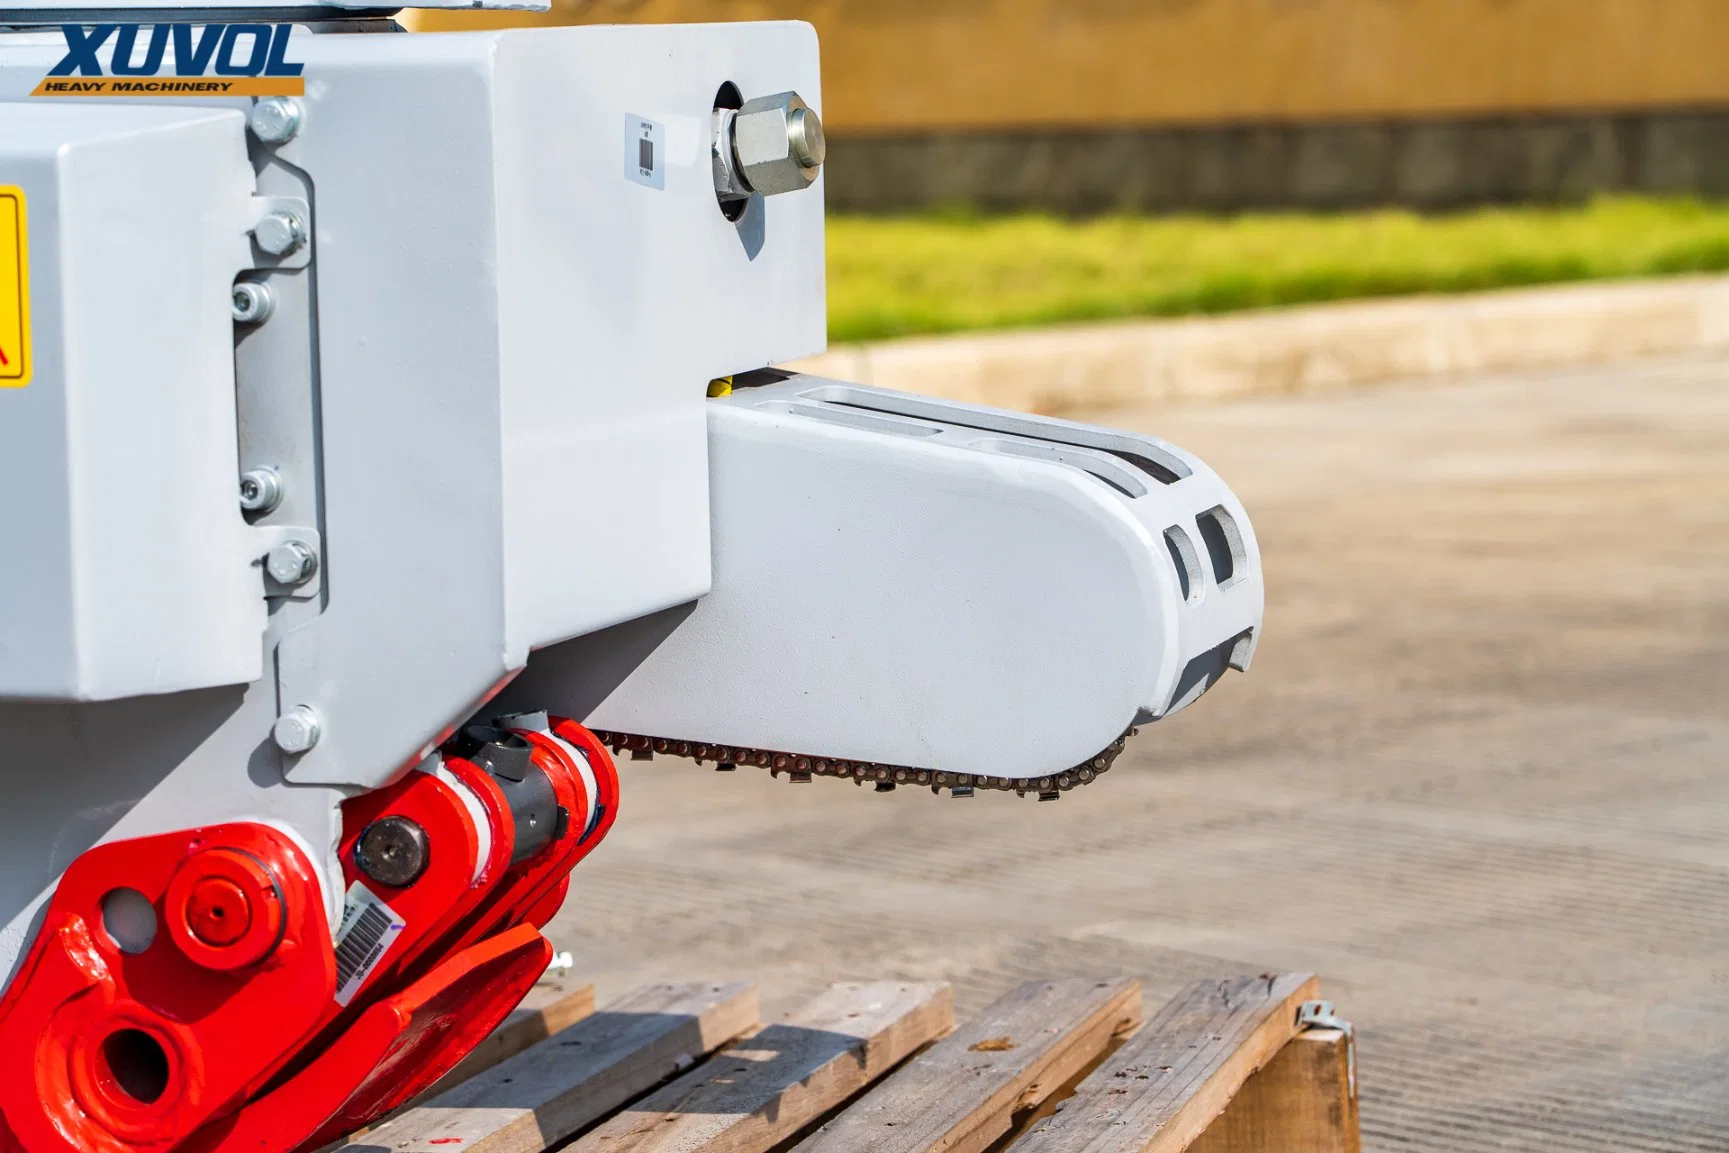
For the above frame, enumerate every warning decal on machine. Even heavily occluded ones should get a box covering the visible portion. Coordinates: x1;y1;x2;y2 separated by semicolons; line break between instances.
0;187;28;389
332;881;407;1007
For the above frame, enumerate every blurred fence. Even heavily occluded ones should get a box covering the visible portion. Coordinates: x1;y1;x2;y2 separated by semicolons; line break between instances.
412;0;1729;212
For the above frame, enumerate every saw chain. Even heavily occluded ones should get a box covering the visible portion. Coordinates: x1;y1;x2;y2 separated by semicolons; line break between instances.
590;728;1137;800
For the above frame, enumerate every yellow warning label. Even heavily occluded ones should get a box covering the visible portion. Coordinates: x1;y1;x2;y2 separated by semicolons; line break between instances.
0;187;28;388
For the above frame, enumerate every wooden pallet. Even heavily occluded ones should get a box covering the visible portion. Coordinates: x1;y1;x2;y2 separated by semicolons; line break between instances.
333;971;1358;1153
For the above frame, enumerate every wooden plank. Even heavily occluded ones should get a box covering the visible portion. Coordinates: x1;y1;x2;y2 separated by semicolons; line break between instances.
1012;972;1319;1153
1189;1028;1359;1153
569;981;955;1153
333;981;759;1153
794;978;1141;1153
435;980;599;1092
328;980;601;1148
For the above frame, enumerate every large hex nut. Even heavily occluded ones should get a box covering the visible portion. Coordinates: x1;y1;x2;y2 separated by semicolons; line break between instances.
732;91;825;196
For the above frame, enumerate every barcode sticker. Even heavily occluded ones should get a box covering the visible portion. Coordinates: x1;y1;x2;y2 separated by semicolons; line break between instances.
332;881;407;1007
624;113;666;190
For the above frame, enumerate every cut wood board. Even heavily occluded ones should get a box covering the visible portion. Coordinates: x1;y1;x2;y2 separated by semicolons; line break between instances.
437;980;598;1092
1189;1028;1359;1153
1013;972;1319;1153
794;977;1140;1153
333;981;759;1153
569;981;955;1153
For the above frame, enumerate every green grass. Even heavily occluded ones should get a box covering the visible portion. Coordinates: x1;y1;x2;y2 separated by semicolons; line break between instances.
825;197;1729;344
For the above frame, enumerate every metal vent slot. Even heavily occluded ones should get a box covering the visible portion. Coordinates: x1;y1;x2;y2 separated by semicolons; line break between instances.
971;438;1149;498
756;400;945;438
1164;526;1203;603
795;383;1192;484
1197;505;1247;587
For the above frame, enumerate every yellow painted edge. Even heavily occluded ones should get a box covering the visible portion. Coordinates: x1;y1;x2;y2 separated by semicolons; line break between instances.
0;186;29;389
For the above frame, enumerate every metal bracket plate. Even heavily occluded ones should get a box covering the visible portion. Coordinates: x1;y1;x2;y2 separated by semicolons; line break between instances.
1297;998;1356;1096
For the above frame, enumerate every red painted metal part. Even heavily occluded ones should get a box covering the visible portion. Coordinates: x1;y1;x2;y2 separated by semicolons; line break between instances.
0;720;618;1153
179;925;550;1153
0;825;334;1153
520;874;573;932
551;718;621;854
330;767;487;997
444;726;590;952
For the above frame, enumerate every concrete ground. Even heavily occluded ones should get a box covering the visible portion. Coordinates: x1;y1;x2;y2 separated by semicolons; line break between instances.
544;354;1729;1152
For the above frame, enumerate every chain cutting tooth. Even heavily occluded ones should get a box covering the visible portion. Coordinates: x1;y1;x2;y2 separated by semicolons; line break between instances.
593;727;1134;798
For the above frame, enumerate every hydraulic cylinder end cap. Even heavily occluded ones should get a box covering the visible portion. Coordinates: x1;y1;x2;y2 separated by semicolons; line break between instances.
164;848;287;971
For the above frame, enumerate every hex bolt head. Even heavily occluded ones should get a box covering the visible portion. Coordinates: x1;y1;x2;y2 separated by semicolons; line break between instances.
253;211;306;257
354;816;430;888
731;91;824;196
248;97;302;145
272;705;322;755
238;467;283;515
231;281;275;324
788;105;826;169
265;539;318;585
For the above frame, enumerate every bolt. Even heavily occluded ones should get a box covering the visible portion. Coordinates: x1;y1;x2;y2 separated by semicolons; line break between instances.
354;816;430;888
253;211;306;257
788;105;826;168
248;97;301;145
238;467;283;514
726;91;824;197
273;705;321;755
231;281;275;324
265;540;318;585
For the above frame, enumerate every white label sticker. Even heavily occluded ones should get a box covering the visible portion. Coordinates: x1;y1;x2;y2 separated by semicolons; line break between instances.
625;113;666;190
332;881;407;1007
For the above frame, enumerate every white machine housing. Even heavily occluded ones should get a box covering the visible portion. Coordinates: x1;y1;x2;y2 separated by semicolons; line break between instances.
0;20;826;980
0;15;1263;1004
505;374;1261;778
0;104;264;700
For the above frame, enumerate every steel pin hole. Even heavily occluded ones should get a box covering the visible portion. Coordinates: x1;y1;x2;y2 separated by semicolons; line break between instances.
100;1029;170;1106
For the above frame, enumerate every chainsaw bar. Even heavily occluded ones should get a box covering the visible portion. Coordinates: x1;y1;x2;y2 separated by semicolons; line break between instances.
590;728;1136;800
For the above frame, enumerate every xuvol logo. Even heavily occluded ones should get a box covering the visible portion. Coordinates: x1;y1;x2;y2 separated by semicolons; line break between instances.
31;23;304;97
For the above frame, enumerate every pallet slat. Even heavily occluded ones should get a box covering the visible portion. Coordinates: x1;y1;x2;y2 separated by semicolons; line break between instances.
436;980;598;1094
794;977;1141;1153
569;981;955;1153
1013;972;1319;1153
334;981;759;1153
1189;1028;1359;1153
